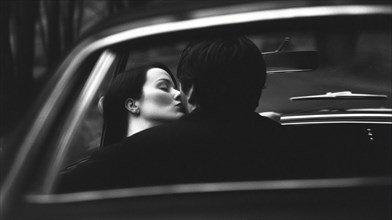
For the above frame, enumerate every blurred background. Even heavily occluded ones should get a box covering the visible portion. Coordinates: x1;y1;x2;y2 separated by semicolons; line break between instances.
0;0;163;143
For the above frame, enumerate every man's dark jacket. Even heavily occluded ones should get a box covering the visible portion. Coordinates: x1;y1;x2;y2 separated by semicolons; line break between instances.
58;109;293;192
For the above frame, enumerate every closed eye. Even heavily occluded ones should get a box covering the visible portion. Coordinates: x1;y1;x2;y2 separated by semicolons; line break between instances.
159;86;169;91
157;82;171;92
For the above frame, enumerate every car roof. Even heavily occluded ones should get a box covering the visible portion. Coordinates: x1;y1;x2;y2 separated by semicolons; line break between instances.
79;0;392;40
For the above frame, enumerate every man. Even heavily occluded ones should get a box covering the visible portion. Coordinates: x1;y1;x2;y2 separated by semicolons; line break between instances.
58;36;292;192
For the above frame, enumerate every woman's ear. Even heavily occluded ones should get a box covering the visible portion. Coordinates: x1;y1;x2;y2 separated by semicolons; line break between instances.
124;98;140;115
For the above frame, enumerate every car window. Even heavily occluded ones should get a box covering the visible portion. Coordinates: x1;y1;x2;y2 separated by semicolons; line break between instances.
43;13;390;194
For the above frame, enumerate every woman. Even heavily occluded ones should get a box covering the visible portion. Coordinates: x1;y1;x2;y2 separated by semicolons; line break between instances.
100;62;185;147
58;62;185;192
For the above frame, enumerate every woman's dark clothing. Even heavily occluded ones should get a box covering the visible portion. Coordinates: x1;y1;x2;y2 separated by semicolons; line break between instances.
58;109;293;193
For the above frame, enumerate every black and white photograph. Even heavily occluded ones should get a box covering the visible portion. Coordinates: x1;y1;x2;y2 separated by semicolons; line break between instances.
1;0;391;219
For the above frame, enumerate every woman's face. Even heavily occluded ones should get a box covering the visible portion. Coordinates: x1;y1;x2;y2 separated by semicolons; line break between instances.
137;68;185;123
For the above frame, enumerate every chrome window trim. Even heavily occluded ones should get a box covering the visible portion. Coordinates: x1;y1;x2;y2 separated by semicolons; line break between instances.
26;176;391;204
282;121;392;125
40;50;117;194
86;4;392;55
281;113;392;124
0;51;116;207
282;113;392;120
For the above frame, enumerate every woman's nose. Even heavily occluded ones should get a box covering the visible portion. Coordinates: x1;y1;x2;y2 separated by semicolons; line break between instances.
173;88;181;100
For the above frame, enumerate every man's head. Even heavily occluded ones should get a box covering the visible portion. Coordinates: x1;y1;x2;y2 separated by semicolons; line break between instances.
177;36;266;113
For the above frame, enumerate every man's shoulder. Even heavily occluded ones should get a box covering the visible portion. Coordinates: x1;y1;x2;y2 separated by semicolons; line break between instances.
131;111;283;137
236;112;283;130
116;111;285;151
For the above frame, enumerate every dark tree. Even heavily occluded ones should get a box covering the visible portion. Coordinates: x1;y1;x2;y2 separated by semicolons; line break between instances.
0;0;14;136
1;0;39;136
44;0;62;67
0;0;154;139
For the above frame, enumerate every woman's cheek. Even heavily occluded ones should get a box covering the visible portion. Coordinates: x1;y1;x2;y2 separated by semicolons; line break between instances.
150;91;173;107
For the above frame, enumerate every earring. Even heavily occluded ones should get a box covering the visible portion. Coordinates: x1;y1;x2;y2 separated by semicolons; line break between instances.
125;98;140;115
130;107;140;115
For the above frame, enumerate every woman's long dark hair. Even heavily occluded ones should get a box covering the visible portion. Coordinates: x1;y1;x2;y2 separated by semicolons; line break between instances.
100;62;176;147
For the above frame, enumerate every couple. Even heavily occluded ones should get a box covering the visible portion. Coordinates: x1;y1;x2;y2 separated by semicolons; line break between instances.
58;36;291;192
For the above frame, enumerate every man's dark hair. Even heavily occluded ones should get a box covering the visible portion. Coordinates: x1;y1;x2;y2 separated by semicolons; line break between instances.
177;36;266;111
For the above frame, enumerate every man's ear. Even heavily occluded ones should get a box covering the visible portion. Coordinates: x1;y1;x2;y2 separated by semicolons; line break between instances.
124;98;140;115
180;84;194;102
187;86;195;104
180;84;197;113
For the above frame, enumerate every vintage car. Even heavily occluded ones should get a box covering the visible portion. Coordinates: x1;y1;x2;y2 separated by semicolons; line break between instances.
1;1;391;219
